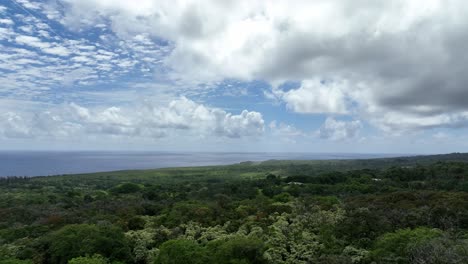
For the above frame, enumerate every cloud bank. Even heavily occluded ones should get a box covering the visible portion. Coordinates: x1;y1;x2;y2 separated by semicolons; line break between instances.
318;118;362;141
58;0;468;132
0;98;265;140
2;0;468;151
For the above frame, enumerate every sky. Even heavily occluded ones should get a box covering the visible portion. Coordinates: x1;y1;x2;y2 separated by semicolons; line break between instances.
1;0;468;153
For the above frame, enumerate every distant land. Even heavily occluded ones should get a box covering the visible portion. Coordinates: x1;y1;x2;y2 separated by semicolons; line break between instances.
0;151;406;177
1;151;468;177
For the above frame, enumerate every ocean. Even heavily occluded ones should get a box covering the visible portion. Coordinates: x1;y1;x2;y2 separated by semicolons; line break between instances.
0;151;400;177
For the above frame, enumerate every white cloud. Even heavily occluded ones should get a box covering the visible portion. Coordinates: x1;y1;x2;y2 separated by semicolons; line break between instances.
269;121;305;143
17;0;42;10
15;35;51;49
269;121;304;137
219;110;264;138
56;0;468;133
0;27;14;40
2;19;169;100
0;18;14;25
18;25;33;34
0;112;32;138
368;110;468;133
0;97;265;140
3;0;468;153
42;46;71;56
280;79;348;114
318;117;362;141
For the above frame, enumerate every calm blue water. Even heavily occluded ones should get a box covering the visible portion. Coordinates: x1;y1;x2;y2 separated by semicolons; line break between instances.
0;151;400;177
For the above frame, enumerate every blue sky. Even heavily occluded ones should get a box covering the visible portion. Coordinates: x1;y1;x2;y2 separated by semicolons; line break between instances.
1;0;468;153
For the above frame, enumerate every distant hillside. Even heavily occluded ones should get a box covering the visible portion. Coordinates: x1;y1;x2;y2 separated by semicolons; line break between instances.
253;152;468;172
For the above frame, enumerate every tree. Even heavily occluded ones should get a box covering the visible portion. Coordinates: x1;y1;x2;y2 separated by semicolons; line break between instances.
44;224;132;264
110;183;143;194
68;255;108;264
263;213;326;264
410;235;468;264
371;227;443;264
0;260;32;264
155;239;207;264
208;236;266;264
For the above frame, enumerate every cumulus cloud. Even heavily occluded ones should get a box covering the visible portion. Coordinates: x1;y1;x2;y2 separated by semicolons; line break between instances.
0;98;265;140
269;121;305;143
318;117;362;141
369;110;468;133
269;121;304;137
56;0;468;132
0;112;32;138
279;79;348;114
3;0;468;152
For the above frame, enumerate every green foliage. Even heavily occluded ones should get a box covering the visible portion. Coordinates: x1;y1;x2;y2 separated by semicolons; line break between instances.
127;216;146;230
371;227;443;263
160;201;215;227
110;182;143;194
68;255;108;264
272;192;292;203
342;246;369;264
208;236;266;264
155;236;266;264
125;228;159;263
0;260;33;264
44;224;132;264
155;239;207;264
410;235;468;263
1;154;468;263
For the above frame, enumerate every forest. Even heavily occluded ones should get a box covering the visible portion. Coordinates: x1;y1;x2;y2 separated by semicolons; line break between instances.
1;153;468;263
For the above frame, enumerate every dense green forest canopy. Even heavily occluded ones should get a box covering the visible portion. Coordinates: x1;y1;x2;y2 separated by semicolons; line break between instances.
1;153;468;263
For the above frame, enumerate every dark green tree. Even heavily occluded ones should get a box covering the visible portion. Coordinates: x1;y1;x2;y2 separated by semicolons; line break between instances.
155;239;207;264
44;224;132;264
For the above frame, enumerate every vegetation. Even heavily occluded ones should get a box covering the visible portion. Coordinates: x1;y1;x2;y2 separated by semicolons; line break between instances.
1;153;468;263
